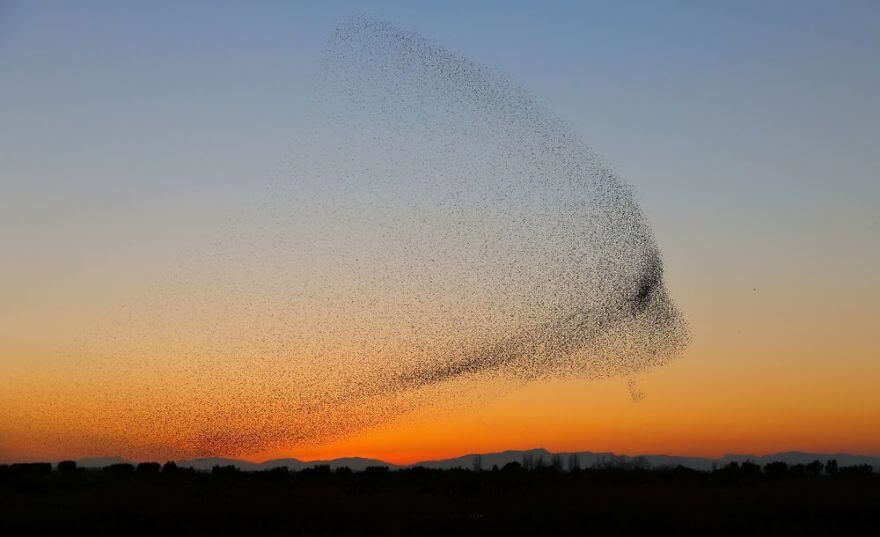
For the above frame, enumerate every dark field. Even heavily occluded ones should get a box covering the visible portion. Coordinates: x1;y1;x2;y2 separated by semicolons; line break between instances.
1;461;877;535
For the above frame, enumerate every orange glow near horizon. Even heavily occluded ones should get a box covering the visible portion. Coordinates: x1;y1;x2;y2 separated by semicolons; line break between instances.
3;317;879;464
3;251;880;463
3;235;880;464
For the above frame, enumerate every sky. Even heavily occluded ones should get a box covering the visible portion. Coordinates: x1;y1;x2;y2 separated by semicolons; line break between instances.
1;0;879;463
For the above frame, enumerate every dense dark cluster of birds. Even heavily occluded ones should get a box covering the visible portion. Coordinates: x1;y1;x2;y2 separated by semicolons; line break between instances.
52;17;687;458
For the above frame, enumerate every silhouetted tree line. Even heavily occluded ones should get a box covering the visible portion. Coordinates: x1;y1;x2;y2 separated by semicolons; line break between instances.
1;458;877;534
0;457;875;480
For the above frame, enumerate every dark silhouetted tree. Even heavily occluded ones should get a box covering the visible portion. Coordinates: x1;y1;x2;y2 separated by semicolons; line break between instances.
364;466;389;475
137;462;160;474
104;463;134;475
764;461;788;479
839;464;873;476
57;460;77;473
805;460;823;476
212;465;238;476
309;464;331;475
501;461;522;473
826;459;838;476
11;463;52;475
740;461;761;478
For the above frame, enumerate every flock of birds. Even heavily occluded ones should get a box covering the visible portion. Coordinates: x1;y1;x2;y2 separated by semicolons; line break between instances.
52;17;688;458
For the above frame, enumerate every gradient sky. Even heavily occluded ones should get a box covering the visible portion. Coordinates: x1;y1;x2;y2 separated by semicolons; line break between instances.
1;0;879;463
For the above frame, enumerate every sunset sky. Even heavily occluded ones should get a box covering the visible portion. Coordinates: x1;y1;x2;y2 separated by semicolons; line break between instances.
1;1;878;464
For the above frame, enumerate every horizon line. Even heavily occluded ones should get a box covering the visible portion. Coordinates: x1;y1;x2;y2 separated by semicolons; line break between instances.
6;447;880;466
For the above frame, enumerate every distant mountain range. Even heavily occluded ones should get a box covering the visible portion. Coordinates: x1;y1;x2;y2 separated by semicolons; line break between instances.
73;449;880;472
